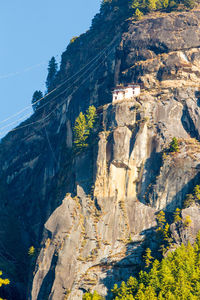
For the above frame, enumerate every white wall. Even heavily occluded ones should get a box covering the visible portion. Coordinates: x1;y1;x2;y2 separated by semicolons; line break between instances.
112;87;140;103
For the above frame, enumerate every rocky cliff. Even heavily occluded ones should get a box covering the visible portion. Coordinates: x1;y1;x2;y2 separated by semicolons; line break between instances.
1;4;200;300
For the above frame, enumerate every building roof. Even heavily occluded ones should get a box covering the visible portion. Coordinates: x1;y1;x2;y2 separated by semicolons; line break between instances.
112;83;140;93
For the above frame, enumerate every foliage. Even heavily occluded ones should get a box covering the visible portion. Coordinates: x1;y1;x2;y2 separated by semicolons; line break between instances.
183;193;195;208
183;0;195;7
46;56;58;91
0;270;10;300
31;90;43;112
111;233;200;299
194;185;200;201
143;248;153;268
83;290;103;300
169;137;179;153
70;36;78;44
173;208;182;223
28;246;35;256
130;0;197;19
183;215;192;228
135;8;143;19
73;106;97;152
156;211;172;253
183;184;200;208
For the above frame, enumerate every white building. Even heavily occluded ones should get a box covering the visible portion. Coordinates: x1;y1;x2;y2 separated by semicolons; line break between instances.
112;84;140;103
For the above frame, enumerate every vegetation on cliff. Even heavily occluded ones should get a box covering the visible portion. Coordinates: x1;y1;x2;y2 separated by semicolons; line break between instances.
184;184;200;208
73;105;97;152
84;233;200;299
0;271;10;300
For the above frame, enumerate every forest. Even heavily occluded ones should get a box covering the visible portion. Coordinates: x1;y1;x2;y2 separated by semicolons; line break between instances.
83;232;200;299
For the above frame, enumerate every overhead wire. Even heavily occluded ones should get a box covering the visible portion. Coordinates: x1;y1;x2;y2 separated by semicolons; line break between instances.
0;42;114;133
0;42;116;139
0;61;46;80
0;37;117;126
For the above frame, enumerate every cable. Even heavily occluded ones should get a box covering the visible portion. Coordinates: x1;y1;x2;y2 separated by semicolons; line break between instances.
0;38;118;133
0;61;46;80
44;123;59;168
0;37;118;125
0;43;113;132
0;44;116;139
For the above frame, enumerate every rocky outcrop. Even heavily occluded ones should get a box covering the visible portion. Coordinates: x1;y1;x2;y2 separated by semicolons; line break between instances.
1;5;200;300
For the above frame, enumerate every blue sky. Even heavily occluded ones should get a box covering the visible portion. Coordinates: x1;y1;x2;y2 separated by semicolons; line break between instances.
0;0;101;138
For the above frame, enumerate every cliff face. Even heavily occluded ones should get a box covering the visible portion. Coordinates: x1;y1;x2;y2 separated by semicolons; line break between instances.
1;6;200;300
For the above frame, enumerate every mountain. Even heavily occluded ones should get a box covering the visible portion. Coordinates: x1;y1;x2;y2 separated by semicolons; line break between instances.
1;1;200;299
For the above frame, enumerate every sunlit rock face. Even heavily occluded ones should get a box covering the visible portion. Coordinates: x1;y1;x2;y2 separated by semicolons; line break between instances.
1;6;200;300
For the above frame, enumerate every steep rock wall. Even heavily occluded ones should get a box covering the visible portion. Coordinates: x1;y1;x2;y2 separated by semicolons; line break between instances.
1;7;200;300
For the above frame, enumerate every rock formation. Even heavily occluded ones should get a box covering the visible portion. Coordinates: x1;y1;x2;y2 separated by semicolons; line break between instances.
1;4;200;299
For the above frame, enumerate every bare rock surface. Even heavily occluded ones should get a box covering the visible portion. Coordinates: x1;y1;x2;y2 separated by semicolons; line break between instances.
1;7;200;300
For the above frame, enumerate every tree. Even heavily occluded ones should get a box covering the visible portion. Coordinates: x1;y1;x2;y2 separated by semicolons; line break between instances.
46;56;58;91
162;0;169;8
86;105;97;130
147;0;157;11
73;106;97;152
83;290;103;300
169;137;179;153
31;90;43;112
156;211;166;229
73;112;88;150
173;208;181;223
183;215;192;228
28;246;35;256
194;185;200;202
183;0;195;8
143;248;153;268
183;194;195;208
108;233;200;299
135;8;143;19
0;270;10;300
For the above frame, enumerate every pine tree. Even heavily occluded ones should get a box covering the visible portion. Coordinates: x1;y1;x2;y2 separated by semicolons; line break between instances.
131;0;141;9
31;90;43;112
73;106;97;152
74;112;88;150
194;185;200;202
147;0;157;11
156;211;166;229
183;215;192;228
86;105;97;130
83;290;103;300
143;248;153;268
135;8;143;19
183;0;195;8
46;56;58;91
169;137;179;153
162;0;169;8
184;194;195;208
173;208;181;223
28;246;35;256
